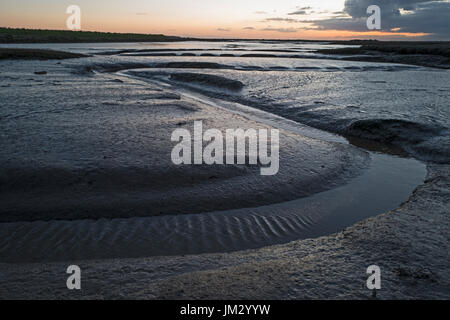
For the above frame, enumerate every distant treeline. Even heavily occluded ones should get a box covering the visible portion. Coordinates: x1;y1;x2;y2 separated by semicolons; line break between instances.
0;28;187;43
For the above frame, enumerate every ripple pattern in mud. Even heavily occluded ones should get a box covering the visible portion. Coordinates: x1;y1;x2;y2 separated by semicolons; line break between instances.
0;153;425;263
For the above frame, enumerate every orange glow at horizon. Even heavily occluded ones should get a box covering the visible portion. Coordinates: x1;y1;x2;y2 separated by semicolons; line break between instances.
0;20;431;40
0;0;437;40
0;15;432;40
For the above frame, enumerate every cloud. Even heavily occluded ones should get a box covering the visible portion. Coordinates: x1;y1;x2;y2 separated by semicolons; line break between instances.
310;0;450;39
254;11;267;14
217;28;231;32
288;6;313;15
343;0;424;18
243;26;255;30
264;17;300;23
261;27;298;33
288;10;307;15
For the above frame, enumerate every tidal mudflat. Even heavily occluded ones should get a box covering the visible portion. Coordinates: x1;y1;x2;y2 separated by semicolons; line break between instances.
0;41;448;299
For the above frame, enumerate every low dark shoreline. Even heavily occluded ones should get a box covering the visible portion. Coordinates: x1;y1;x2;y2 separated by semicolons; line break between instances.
315;42;450;69
0;48;88;60
0;27;185;43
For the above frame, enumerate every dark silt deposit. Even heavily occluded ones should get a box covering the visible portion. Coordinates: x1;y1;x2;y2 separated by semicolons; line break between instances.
342;119;450;164
170;73;245;91
0;48;89;60
155;61;232;69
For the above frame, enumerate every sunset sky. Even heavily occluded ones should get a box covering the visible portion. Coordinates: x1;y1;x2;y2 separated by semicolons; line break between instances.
1;0;449;40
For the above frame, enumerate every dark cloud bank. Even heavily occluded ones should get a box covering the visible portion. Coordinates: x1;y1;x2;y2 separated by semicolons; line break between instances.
313;0;450;39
